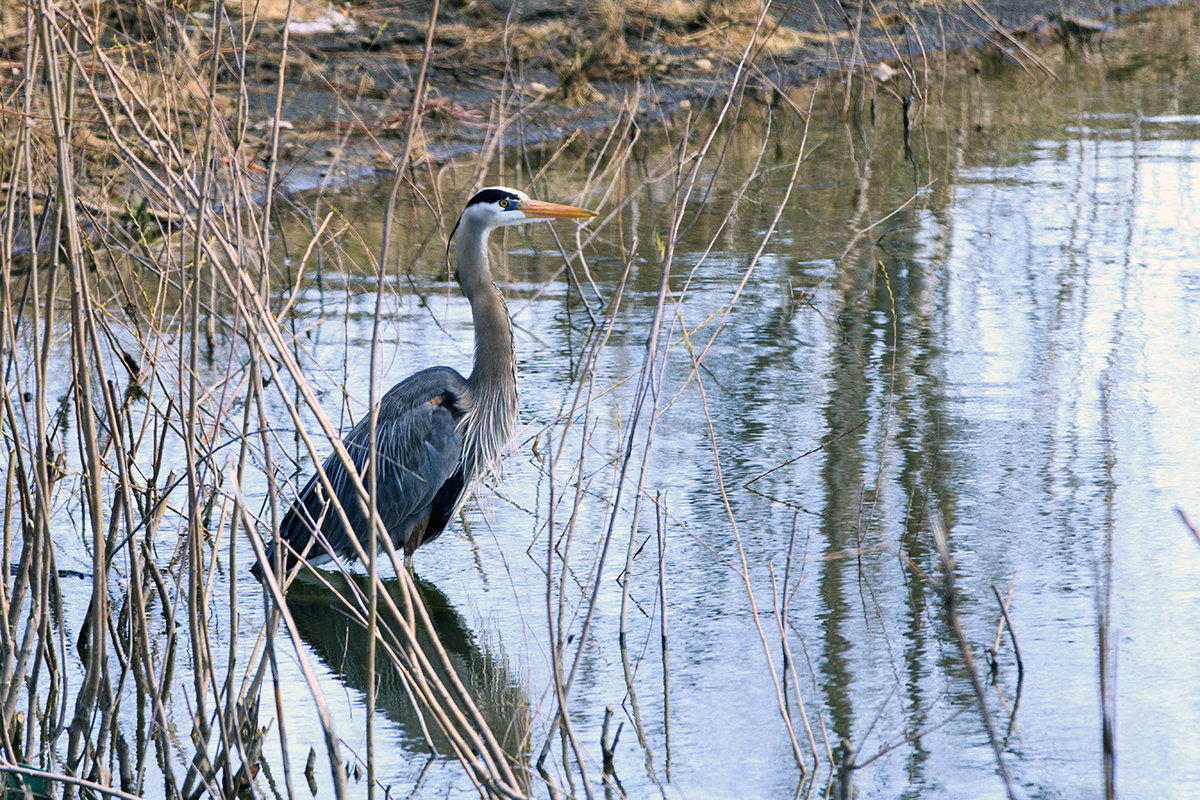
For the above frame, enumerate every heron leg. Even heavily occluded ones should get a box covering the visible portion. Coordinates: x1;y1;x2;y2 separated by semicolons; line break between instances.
402;522;426;569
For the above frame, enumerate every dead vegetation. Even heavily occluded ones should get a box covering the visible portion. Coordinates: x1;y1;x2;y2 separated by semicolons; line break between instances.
0;0;1079;197
0;0;1137;796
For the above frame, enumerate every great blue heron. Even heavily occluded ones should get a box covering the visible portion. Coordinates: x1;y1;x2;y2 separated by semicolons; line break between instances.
259;187;596;576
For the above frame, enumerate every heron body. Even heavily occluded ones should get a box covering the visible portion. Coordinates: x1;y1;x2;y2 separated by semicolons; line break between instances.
261;186;595;574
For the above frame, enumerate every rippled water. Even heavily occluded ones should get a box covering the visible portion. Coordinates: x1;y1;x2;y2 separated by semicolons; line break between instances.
22;5;1200;799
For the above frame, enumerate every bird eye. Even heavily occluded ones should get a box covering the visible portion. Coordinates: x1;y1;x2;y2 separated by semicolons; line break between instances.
499;199;509;208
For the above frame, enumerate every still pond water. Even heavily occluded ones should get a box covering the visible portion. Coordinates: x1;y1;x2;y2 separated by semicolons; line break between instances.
41;5;1200;799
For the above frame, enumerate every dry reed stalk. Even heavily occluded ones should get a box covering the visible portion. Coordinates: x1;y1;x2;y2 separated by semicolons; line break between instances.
32;0;113;779
531;197;636;795
657;68;819;785
366;3;442;797
0;0;1019;794
522;6;836;795
773;514;821;780
654;493;671;781
930;516;1016;799
1097;376;1116;800
541;428;594;798
518;79;664;796
0;1;548;797
990;578;1024;677
237;259;530;797
1180;507;1200;547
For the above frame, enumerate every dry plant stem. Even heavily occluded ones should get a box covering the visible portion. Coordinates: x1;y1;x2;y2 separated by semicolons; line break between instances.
34;0;107;772
614;184;693;792
211;20;276;798
930;517;1016;799
536;216;639;790
228;266;282;795
369;0;441;786
1097;377;1117;800
137;544;182;797
249;15;300;753
538;9;776;780
655;494;671;780
687;341;808;770
990;576;1014;655
181;4;229;788
618;451;693;765
97;376;175;797
0;320;54;758
541;431;593;798
244;294;523;797
368;9;440;797
665;92;815;776
535;172;673;779
0;762;145;800
258;0;297;263
124;542;180;796
990;581;1024;676
0;185;51;752
773;523;820;776
1179;507;1200;546
599;705;622;788
241;504;350;799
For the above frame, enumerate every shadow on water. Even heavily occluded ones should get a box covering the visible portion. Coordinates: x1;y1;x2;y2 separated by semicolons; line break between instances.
284;572;530;767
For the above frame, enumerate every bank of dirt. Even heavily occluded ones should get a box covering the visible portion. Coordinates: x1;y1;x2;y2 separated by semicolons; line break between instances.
0;0;1176;204
212;0;1166;188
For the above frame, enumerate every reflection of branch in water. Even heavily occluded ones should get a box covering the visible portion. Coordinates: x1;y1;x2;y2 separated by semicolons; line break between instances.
285;573;531;770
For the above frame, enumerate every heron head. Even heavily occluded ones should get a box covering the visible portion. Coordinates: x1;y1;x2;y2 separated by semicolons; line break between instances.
468;190;595;231
446;186;596;273
456;186;596;233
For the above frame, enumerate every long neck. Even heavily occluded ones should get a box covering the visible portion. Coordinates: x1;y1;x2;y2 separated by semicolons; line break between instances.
457;224;518;473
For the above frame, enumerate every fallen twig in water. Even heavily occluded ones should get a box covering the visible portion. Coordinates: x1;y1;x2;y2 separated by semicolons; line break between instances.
931;516;1017;800
990;579;1025;678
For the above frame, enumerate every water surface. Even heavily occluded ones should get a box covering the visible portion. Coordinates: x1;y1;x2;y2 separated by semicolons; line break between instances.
19;5;1200;798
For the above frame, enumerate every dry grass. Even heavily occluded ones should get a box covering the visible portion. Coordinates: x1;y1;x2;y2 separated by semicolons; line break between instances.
0;0;538;796
0;0;1085;796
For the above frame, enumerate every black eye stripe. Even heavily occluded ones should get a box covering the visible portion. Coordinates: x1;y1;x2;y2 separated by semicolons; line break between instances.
467;188;520;208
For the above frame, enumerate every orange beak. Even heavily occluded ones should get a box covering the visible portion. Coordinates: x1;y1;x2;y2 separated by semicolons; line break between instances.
518;198;597;220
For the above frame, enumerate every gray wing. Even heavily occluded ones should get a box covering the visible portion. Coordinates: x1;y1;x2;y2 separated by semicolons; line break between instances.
269;367;469;567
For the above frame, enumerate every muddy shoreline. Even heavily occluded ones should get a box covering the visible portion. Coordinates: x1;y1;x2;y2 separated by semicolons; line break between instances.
246;0;1164;190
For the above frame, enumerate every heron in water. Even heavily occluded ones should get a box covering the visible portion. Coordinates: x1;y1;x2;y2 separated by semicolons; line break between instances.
259;187;596;576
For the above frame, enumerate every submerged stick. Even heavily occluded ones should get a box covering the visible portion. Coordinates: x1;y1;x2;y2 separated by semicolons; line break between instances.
655;493;672;780
990;582;1024;678
1178;507;1200;547
931;517;1016;800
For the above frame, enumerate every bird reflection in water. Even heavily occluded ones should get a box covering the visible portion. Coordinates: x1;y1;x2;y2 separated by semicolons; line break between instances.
284;572;530;773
